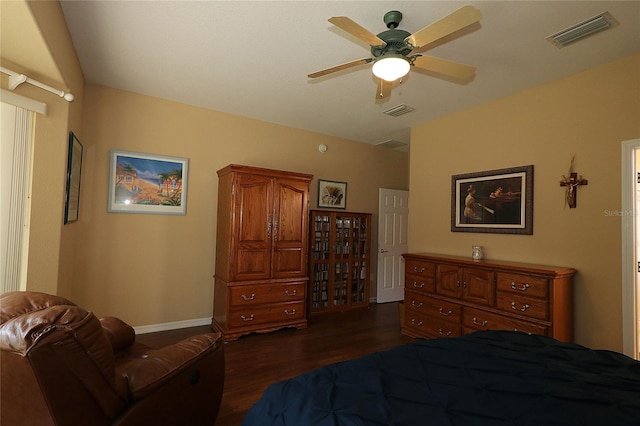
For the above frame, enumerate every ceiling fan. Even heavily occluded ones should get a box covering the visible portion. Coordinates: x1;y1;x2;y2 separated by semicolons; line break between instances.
308;6;482;99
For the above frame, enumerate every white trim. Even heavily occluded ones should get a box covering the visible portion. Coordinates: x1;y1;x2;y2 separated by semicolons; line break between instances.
0;89;47;115
133;317;212;335
621;138;639;359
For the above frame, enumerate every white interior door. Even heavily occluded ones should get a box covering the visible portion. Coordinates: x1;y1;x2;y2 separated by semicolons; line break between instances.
376;188;409;303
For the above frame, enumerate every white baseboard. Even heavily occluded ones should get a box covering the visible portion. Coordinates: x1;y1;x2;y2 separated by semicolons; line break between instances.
134;317;211;334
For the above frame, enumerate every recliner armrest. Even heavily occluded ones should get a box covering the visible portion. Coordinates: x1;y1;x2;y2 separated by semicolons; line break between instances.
118;332;223;401
100;317;136;353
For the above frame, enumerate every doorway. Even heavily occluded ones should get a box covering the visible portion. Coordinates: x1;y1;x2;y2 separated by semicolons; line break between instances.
376;188;409;303
621;138;639;359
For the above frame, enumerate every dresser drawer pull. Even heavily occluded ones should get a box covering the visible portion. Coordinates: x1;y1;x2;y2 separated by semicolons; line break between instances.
284;290;297;296
412;281;425;288
413;266;426;273
284;309;297;315
411;300;424;308
439;308;452;316
241;294;256;301
240;314;255;321
511;282;530;291
511;302;530;312
438;328;452;336
411;319;423;326
472;317;488;327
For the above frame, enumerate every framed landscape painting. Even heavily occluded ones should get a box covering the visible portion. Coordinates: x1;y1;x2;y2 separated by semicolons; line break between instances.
108;150;188;215
451;165;533;234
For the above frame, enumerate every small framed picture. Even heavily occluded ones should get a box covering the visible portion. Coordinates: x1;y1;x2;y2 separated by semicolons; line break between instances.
64;132;83;224
108;150;188;215
318;179;347;209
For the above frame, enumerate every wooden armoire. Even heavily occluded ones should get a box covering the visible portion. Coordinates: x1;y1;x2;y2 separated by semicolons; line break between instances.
212;165;312;341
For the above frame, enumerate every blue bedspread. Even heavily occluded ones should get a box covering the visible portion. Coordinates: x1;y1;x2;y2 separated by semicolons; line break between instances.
243;331;640;426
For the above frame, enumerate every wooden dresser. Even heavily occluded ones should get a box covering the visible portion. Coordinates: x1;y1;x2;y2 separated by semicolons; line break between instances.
402;253;576;342
212;165;312;341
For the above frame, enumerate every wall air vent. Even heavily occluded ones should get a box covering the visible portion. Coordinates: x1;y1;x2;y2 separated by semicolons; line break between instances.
376;139;408;149
383;104;415;117
547;12;618;48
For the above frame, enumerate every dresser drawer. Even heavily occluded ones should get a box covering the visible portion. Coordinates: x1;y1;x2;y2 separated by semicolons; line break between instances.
229;282;305;307
405;311;462;338
228;301;305;327
496;273;548;299
405;259;435;277
405;290;461;323
496;291;548;320
405;275;435;294
463;307;548;335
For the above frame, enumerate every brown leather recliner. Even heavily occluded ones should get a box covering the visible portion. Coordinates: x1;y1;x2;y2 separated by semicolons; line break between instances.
0;291;225;426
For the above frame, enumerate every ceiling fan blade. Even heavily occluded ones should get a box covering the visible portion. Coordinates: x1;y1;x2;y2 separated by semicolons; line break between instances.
376;78;392;99
405;6;481;50
329;16;387;47
412;55;476;81
308;58;372;78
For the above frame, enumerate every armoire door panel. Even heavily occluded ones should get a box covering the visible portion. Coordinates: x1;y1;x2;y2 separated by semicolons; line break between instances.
235;249;270;281
273;247;305;277
274;179;308;243
233;174;273;281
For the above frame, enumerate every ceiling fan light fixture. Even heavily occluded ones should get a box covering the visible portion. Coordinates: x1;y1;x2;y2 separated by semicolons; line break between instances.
372;55;410;82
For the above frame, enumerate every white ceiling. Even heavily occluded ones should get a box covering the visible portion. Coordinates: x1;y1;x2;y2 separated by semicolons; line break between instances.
60;1;640;149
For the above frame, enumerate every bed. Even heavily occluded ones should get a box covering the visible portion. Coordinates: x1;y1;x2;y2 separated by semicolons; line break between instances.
243;330;640;425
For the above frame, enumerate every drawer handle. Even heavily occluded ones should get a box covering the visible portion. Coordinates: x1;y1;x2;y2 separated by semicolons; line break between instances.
240;314;255;321
411;319;423;326
472;317;488;327
511;282;530;291
284;309;297;315
511;302;530;312
439;308;452;316
412;281;425;288
413;266;426;273
241;294;256;301
411;300;424;308
285;290;297;296
438;328;452;336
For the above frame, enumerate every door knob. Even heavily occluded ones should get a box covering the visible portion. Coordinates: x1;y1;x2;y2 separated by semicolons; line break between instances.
378;249;388;253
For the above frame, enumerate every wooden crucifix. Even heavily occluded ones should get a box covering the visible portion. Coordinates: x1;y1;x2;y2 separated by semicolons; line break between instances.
560;157;588;208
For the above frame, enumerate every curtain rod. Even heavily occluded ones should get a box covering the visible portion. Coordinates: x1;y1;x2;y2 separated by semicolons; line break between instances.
0;66;74;102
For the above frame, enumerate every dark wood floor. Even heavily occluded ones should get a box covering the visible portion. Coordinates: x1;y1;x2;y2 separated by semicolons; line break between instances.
137;302;415;425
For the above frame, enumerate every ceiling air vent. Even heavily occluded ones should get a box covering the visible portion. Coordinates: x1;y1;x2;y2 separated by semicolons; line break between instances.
547;12;618;48
383;104;414;117
376;139;408;149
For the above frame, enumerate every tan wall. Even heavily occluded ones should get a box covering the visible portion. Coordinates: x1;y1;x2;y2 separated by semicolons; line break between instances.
1;0;84;297
76;85;409;326
409;53;640;352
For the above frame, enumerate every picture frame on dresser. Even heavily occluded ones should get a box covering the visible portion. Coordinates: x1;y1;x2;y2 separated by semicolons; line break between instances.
318;179;347;209
451;165;533;234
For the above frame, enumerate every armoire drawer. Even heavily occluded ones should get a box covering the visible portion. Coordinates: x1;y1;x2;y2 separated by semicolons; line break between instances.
228;301;305;327
229;282;305;307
